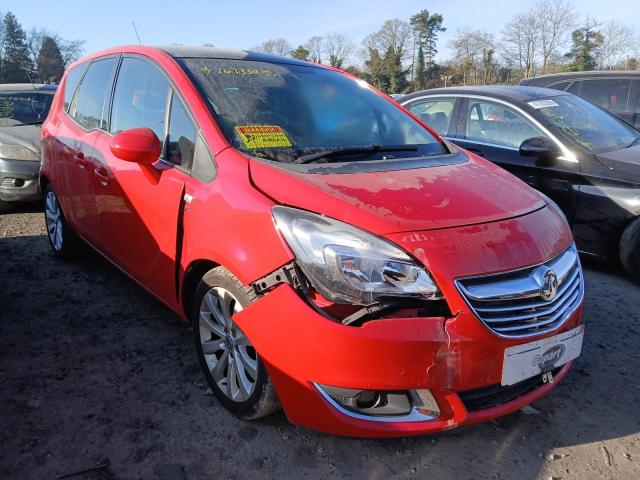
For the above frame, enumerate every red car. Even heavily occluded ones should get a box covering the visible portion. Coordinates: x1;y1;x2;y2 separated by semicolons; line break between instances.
40;46;585;438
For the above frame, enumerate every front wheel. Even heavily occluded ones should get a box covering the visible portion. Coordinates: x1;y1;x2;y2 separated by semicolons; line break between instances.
620;218;640;284
43;185;83;258
192;266;279;420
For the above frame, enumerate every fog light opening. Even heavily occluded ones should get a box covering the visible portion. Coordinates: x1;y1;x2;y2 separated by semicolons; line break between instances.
355;390;382;409
12;178;25;188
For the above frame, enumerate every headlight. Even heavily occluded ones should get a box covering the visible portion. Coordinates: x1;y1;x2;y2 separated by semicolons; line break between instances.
272;206;442;305
0;144;39;161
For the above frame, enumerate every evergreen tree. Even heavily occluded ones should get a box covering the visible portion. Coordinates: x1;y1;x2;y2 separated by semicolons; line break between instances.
410;10;445;90
566;23;603;71
414;43;426;90
37;35;65;82
1;12;34;83
383;46;408;93
290;45;310;61
364;48;389;92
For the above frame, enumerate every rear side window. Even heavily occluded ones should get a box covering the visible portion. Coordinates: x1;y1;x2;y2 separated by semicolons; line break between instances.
110;57;170;140
566;81;580;95
63;62;88;112
70;57;117;130
548;81;571;92
406;98;455;135
167;94;198;168
579;79;631;114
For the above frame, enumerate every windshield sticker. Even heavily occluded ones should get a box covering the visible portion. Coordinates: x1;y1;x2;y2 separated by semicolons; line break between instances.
528;99;559;109
235;126;292;149
200;66;281;78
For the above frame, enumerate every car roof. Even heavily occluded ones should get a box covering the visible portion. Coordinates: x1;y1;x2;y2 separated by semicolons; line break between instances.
521;70;640;86
0;83;57;92
157;45;316;67
402;85;567;103
71;44;320;70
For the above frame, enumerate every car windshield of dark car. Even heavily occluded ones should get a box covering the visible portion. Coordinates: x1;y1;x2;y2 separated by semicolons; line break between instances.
0;92;53;126
530;95;640;153
178;58;446;163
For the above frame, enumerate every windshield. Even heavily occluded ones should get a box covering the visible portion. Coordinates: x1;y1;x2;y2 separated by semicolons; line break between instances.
530;95;640;153
0;91;53;126
179;58;446;162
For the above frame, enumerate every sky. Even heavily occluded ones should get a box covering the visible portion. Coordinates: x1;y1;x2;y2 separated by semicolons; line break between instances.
6;0;640;63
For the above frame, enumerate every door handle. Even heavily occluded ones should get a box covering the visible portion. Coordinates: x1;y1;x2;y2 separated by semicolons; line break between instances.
94;167;109;186
74;152;86;169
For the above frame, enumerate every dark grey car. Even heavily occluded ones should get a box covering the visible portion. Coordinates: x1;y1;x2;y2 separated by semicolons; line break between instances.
0;83;56;210
520;71;640;128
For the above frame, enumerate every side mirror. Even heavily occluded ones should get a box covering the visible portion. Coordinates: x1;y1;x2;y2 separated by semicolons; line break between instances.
109;128;161;165
519;136;558;162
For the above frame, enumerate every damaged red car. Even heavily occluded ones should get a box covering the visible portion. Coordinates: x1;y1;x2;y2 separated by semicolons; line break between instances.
40;46;585;437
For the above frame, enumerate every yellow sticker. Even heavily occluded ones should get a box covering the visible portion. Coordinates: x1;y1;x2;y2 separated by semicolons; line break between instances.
235;125;292;149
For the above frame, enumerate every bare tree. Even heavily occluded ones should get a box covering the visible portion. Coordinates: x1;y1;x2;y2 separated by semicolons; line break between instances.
253;38;292;56
535;0;577;72
596;20;636;69
304;36;323;63
449;29;496;85
26;27;84;67
502;11;539;79
323;33;355;68
364;19;413;62
26;27;47;65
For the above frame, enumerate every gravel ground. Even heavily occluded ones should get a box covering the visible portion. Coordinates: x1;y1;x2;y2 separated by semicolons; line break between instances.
1;204;639;480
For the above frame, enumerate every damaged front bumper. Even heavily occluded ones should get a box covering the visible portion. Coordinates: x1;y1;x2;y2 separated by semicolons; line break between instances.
232;282;582;438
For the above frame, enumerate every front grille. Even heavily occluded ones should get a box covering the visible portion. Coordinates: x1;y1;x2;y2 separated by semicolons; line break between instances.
459;368;560;412
456;244;583;337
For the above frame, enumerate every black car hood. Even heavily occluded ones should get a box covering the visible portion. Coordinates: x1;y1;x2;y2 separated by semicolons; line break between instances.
595;144;640;184
0;124;42;156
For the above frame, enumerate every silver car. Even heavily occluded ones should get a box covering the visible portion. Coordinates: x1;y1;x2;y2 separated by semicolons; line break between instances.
0;83;56;210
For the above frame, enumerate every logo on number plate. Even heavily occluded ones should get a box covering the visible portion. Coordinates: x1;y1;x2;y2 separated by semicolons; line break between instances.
532;344;566;370
532;266;558;301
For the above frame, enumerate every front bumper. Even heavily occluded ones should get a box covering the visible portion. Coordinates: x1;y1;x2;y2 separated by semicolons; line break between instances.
232;205;582;437
0;158;40;202
234;284;581;437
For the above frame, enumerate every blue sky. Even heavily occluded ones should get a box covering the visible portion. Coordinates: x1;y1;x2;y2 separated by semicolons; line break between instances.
6;0;639;62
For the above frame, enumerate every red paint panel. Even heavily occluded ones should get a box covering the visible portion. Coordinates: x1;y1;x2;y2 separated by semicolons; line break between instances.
249;152;545;235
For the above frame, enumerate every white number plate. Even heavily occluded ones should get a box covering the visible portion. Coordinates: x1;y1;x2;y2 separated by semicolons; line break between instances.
501;325;584;386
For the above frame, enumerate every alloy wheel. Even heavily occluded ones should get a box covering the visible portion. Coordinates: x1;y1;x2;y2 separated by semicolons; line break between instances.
198;287;258;402
45;191;63;251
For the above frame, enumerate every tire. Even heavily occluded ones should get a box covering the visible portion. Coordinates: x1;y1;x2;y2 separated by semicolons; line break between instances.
620;218;640;284
43;185;84;259
192;266;279;420
0;199;11;213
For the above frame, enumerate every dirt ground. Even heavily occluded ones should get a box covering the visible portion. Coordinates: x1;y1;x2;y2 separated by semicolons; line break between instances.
1;203;639;480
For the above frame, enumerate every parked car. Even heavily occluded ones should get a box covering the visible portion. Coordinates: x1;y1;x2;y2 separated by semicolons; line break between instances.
520;71;640;128
401;86;640;282
41;46;584;437
0;83;56;211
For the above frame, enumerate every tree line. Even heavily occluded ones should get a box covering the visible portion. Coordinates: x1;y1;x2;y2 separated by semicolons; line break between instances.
253;0;639;93
0;11;84;84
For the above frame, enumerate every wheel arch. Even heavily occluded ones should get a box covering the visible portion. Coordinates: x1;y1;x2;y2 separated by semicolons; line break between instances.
39;173;50;194
181;259;220;320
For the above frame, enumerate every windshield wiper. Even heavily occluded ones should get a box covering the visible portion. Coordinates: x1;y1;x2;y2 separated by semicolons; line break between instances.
293;145;419;164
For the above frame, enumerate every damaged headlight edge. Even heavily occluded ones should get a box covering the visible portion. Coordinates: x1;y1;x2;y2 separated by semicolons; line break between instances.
272;206;442;306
